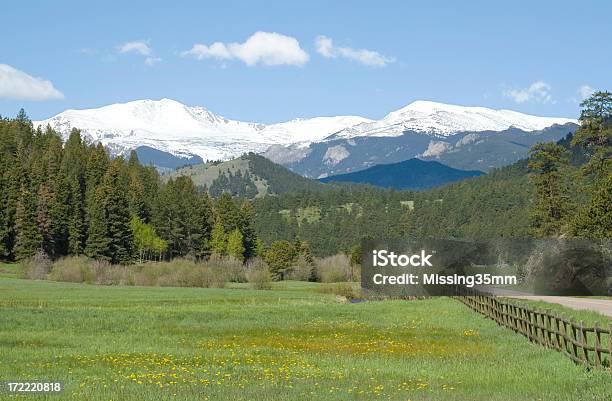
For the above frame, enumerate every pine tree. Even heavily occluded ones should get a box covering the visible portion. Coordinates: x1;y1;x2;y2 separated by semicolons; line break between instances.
14;185;42;260
572;91;611;181
210;223;227;256
227;229;245;261
153;177;212;258
49;170;70;256
215;192;241;233
36;183;54;254
239;201;258;259
68;179;86;255
255;238;265;258
528;143;571;237
570;173;612;237
102;158;134;264
264;240;297;281
0;170;10;258
85;187;110;260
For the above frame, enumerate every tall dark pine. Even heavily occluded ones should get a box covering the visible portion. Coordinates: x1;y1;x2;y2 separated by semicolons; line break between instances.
101;158;133;264
528;142;570;237
36;183;54;254
215;192;241;233
153;177;212;258
68;179;86;255
14;185;42;260
85;187;110;260
239;201;257;259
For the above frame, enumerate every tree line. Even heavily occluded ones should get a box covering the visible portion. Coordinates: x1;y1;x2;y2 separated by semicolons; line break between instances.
528;91;611;237
0;112;260;264
250;92;611;255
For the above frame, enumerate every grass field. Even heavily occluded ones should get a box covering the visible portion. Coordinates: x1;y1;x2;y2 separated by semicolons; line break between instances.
1;277;611;400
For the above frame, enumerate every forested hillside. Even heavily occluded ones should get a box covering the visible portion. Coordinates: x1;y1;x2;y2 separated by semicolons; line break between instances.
252;92;611;256
168;152;326;198
1;92;609;262
0;111;259;263
252;164;531;256
319;158;484;190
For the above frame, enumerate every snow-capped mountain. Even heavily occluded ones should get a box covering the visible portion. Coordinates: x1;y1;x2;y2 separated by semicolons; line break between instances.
35;98;578;175
34;98;371;161
264;101;579;178
326;100;576;140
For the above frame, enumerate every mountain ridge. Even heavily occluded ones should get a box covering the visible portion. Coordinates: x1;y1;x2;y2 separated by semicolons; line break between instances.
34;98;371;161
34;98;578;175
318;158;484;190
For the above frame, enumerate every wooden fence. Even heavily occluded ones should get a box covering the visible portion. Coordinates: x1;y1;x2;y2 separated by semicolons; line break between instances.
454;287;612;370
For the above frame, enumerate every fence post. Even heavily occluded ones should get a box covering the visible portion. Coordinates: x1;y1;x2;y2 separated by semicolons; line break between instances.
593;322;601;368
579;321;589;367
553;313;561;351
544;309;551;348
570;318;579;361
609;323;612;371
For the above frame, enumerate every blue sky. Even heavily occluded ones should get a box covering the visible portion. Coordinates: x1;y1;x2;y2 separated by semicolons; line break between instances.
0;0;610;123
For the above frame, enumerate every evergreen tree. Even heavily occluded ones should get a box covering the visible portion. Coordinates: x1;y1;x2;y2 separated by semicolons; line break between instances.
36;183;54;254
264;240;297;281
572;91;611;181
85;187;110;260
239;201;258;259
68;179;86;255
570;169;612;237
214;192;241;233
210;222;227;256
254;238;266;258
14;185;42;260
49;169;70;256
528;143;570;237
153;177;212;258
0;170;10;258
102;158;133;264
227;229;245;261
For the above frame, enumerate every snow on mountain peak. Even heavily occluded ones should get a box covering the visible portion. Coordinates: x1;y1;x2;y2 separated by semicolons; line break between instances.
330;100;577;140
34;98;371;161
34;98;577;163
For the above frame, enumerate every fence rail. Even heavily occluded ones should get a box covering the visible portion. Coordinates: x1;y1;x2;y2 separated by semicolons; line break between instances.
454;287;612;370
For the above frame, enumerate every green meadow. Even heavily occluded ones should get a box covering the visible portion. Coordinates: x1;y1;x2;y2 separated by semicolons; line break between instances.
0;277;610;401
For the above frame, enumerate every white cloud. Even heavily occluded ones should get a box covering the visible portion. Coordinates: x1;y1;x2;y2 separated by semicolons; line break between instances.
314;36;334;58
577;85;595;100
119;41;152;56
181;31;309;67
503;81;553;104
0;64;64;101
118;41;161;66
144;56;162;66
314;35;394;67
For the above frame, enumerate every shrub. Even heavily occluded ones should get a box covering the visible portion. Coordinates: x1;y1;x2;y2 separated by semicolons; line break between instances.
91;260;133;285
246;258;272;290
49;256;89;283
286;255;315;281
22;250;52;280
204;255;246;283
315;253;355;283
317;283;362;299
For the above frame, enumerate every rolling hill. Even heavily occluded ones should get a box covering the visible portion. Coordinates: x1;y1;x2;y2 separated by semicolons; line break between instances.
319;158;484;190
166;153;326;198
